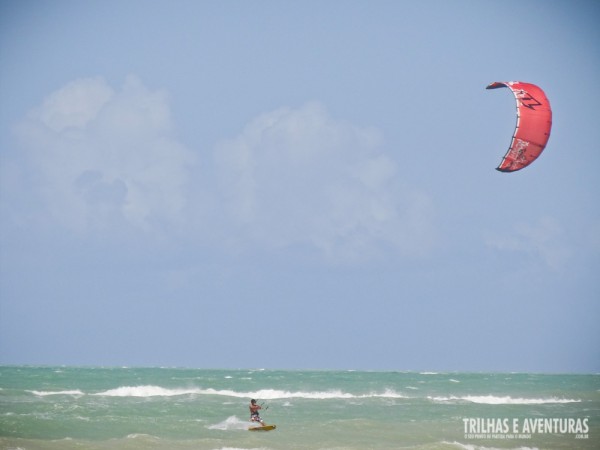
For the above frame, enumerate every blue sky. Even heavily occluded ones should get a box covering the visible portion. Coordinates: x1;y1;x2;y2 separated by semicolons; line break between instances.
1;0;598;372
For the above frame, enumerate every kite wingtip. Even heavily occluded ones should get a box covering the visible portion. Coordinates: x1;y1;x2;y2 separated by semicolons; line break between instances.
496;165;522;173
486;81;506;90
496;164;513;172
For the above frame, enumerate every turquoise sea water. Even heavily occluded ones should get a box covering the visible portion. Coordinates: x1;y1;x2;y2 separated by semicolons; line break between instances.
0;367;598;449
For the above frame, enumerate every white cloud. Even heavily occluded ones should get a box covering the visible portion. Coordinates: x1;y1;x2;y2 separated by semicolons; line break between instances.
37;76;114;132
214;102;435;261
13;81;435;263
484;217;571;270
16;76;196;233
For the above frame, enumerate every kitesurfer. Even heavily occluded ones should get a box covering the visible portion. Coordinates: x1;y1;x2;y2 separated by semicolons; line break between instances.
249;399;265;425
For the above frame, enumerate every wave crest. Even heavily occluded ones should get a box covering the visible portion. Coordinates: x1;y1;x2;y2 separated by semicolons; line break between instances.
429;395;580;405
28;390;84;396
91;385;406;399
94;386;203;397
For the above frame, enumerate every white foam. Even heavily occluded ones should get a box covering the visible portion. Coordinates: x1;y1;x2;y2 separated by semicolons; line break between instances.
28;390;84;397
430;395;580;405
446;442;540;450
208;415;250;431
93;385;407;400
211;448;270;450
126;433;158;439
220;387;407;400
94;385;205;397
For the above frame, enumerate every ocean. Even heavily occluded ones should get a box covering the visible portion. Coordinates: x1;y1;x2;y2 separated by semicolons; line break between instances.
0;367;597;450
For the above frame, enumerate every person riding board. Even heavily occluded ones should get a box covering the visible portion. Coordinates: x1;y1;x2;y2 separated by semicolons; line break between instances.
249;399;265;425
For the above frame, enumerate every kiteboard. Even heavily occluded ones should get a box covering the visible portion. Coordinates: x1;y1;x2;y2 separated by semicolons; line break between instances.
248;424;276;431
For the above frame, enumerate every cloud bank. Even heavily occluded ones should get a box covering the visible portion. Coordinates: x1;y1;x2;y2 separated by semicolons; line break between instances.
15;75;195;233
484;217;571;270
10;77;435;262
215;102;435;260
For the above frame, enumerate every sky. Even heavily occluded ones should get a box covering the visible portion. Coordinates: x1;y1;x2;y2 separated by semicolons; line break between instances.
0;0;598;372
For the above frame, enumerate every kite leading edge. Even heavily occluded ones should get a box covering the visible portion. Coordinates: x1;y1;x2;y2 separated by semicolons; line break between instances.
486;81;552;172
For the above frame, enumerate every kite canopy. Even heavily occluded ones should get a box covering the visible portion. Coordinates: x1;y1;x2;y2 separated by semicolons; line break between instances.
486;81;552;172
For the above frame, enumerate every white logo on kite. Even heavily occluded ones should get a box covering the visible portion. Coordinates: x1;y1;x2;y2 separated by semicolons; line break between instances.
511;139;530;163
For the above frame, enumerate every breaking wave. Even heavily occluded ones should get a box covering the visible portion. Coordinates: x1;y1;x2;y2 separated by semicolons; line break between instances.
26;386;580;405
92;385;407;399
429;395;580;405
447;442;541;450
93;386;203;397
28;390;84;396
